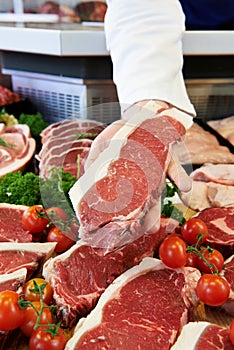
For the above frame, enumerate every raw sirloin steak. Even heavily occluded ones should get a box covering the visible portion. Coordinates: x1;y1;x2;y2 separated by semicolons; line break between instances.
171;322;234;350
69;103;186;249
195;207;234;255
43;218;173;327
65;257;200;350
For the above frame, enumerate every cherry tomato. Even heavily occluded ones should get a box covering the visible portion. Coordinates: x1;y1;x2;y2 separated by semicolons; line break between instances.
229;319;234;345
159;234;187;268
47;227;75;253
186;252;198;268
23;278;53;305
20;301;53;337
46;207;68;224
22;205;50;233
29;326;67;350
181;218;208;245
196;274;230;306
197;248;224;274
0;290;24;331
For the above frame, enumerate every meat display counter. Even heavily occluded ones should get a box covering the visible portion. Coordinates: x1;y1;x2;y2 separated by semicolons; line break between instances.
0;23;234;124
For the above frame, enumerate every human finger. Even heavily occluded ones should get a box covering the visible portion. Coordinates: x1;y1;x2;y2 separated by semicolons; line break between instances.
84;119;126;170
143;200;161;233
167;144;192;193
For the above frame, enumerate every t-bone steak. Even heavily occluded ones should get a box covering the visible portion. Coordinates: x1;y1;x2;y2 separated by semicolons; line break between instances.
69;103;186;249
43;218;173;327
171;321;234;350
65;257;200;350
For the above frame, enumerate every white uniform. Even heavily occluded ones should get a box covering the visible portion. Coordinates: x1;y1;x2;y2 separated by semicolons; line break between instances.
104;0;196;126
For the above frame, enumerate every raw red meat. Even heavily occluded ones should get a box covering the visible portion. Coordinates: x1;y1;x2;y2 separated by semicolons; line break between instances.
38;1;80;22
0;85;20;106
40;119;104;144
0;268;27;292
37;138;92;161
220;255;234;315
38;119;105;178
69;114;185;250
65;258;200;350
0;204;32;243
180;180;234;211
171;322;234;350
75;1;107;22
43;218;173;327
195;207;234;255
0;242;56;279
190;164;234;186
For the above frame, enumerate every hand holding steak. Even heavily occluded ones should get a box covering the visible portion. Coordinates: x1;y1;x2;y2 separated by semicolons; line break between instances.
69;101;192;250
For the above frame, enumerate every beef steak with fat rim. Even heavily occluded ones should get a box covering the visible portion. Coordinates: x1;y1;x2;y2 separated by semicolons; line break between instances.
171;322;234;350
65;258;200;350
69;104;186;249
195;207;234;254
0;242;56;279
0;268;27;292
43;218;174;327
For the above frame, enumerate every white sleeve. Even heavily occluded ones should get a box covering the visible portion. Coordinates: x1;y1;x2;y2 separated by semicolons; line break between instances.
104;0;196;118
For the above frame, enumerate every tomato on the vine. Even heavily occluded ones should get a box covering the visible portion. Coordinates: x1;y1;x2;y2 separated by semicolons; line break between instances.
196;274;230;306
22;278;53;305
159;234;187;268
197;248;224;274
47;227;75;253
20;301;53;337
181;218;208;245
29;326;67;350
229;319;234;345
186;252;198;268
22;205;50;233
0;290;24;331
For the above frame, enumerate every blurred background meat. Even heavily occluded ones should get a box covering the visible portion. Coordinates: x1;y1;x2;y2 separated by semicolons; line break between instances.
75;1;107;22
38;1;81;22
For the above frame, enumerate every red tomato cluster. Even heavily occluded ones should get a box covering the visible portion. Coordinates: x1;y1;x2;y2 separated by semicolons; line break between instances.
0;278;67;350
159;217;230;308
22;205;78;253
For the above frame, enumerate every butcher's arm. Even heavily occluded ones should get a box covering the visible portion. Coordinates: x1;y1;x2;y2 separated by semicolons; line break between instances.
105;0;196;124
86;0;195;167
85;0;195;232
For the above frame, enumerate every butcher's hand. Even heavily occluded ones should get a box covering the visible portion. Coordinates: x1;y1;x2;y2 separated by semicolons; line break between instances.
84;100;193;233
